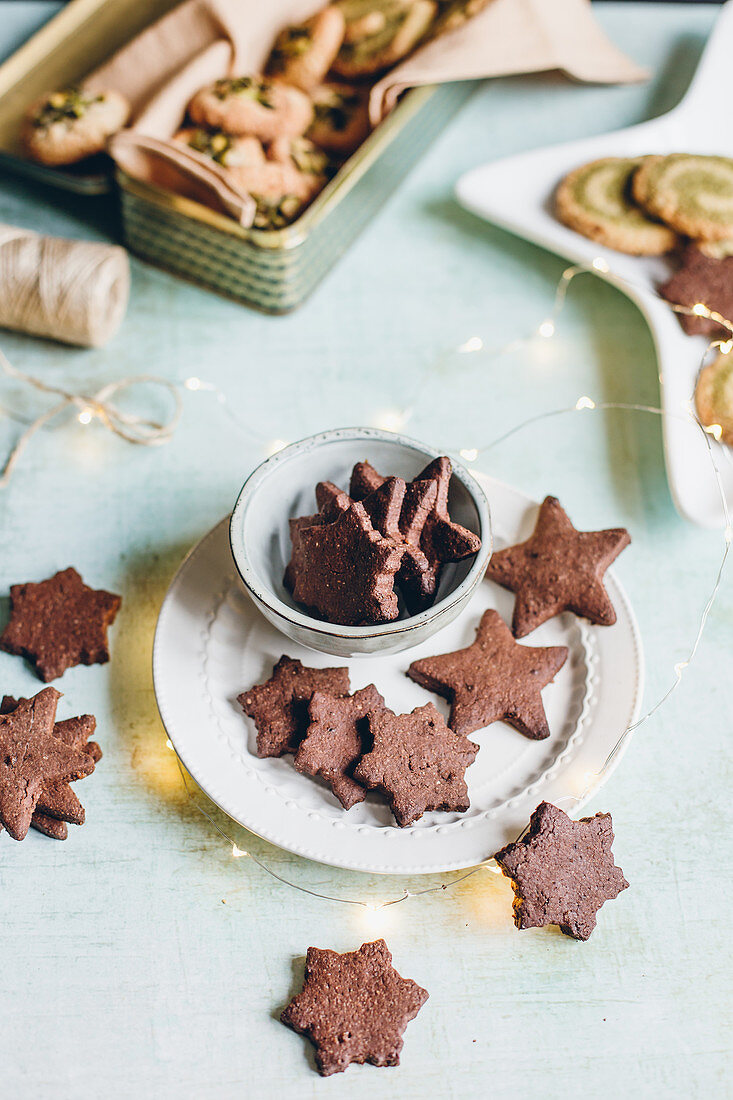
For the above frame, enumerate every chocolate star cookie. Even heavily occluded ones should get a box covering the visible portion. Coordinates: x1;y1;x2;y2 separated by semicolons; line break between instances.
659;243;733;338
408;609;568;739
238;656;350;758
0;567;122;681
1;695;100;833
494;801;629;940
354;703;478;826
292;503;404;625
294;684;385;809
281;938;428;1076
351;457;480;611
0;688;95;840
486;496;630;638
284;485;351;594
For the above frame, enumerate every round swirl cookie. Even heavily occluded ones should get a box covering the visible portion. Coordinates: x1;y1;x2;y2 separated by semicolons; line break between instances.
332;0;436;79
633;154;733;243
695;351;733;446
309;84;370;155
267;6;346;92
555;156;678;255
22;87;129;166
188;77;313;141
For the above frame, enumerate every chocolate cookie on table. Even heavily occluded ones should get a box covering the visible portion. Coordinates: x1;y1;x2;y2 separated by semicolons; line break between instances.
238;655;350;758
308;84;370;156
354;702;479;826
0;567;121;681
294;684;385;809
281;939;428;1076
1;695;100;840
22;86;129;167
408;608;568;739
189;77;313;142
333;0;437;79
292;502;405;625
486;496;630;638
633;153;733;243
267;6;346;93
0;688;95;841
494;801;629;940
695;350;733;445
555;157;678;256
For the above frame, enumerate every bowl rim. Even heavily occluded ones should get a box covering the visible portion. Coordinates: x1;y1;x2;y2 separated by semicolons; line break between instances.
229;427;492;640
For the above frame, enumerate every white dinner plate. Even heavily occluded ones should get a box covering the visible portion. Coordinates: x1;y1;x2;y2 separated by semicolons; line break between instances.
153;474;643;874
456;2;733;529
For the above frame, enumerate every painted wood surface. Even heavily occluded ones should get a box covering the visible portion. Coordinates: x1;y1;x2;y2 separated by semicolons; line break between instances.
0;4;730;1096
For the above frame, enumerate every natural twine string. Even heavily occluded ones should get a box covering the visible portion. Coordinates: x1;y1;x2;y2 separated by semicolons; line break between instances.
0;349;182;488
0;224;130;348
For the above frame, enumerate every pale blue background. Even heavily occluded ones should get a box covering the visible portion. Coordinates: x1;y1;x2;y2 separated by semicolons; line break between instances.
0;4;730;1097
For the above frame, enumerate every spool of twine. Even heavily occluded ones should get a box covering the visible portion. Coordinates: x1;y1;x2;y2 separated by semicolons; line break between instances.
0;223;130;347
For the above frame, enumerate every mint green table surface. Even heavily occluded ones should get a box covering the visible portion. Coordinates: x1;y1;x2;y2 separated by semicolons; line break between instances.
0;4;730;1096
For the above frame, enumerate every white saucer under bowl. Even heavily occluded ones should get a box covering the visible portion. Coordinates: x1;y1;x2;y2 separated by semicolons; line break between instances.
153;473;643;874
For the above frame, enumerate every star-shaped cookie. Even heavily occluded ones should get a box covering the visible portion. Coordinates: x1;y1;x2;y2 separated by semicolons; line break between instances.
407;609;568;739
292;502;404;625
294;684;385;809
659;243;733;337
351;458;480;611
494;801;629;940
238;655;350;757
0;688;96;840
354;703;479;826
281;939;428;1076
1;695;101;835
486;496;630;637
0;567;122;681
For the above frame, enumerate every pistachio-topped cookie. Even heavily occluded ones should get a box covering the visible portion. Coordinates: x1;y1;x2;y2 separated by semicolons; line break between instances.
22;87;129;166
695;351;733;446
432;0;493;37
309;84;370;155
173;128;265;170
267;7;346;92
268;136;331;179
633;154;733;242
188;77;313;141
333;0;437;79
555;156;678;255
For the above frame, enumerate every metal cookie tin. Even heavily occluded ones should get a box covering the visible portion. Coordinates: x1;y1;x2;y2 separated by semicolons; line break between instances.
0;0;476;311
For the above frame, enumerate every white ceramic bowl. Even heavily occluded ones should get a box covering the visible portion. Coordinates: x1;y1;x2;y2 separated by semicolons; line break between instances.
229;428;492;657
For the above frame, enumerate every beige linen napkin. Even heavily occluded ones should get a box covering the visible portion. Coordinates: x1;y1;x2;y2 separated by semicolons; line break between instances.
88;0;647;226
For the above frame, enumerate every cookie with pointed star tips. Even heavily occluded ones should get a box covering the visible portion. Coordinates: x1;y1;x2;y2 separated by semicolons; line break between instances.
0;567;121;681
354;702;478;826
659;243;733;338
284;486;351;593
408;609;568;739
294;684;385;809
281;938;428;1076
350;457;479;612
486;496;630;638
494;801;629;940
1;696;100;831
293;502;404;625
238;656;350;758
0;688;95;841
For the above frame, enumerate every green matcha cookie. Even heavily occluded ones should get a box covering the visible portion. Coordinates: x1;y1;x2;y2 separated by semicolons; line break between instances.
696;351;733;446
633;154;733;243
555;156;678;256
